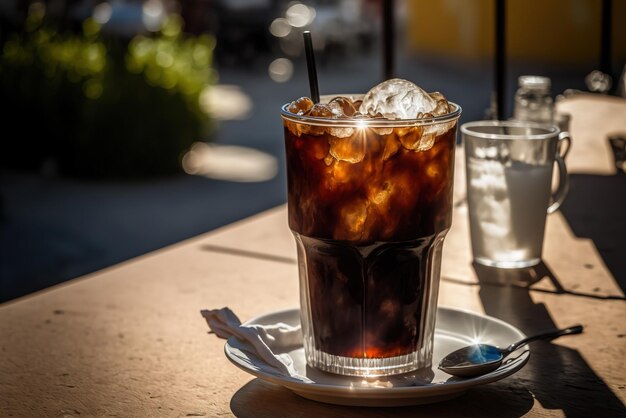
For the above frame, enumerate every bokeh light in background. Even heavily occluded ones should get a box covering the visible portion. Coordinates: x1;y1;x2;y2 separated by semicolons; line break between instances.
268;58;293;82
267;2;318;84
199;84;252;120
142;0;165;32
269;17;291;38
182;142;278;183
92;2;112;25
285;2;315;28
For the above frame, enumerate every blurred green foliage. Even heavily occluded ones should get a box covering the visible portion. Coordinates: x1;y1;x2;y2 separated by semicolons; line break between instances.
0;8;216;178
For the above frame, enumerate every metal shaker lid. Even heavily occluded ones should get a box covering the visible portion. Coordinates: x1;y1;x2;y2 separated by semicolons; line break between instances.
518;75;551;91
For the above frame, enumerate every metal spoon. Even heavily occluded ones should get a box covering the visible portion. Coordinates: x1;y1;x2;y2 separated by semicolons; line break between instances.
438;324;583;378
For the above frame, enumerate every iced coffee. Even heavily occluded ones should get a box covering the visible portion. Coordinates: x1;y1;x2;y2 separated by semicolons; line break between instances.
281;79;461;376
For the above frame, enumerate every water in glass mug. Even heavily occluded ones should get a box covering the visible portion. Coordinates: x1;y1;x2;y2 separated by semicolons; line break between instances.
467;156;553;268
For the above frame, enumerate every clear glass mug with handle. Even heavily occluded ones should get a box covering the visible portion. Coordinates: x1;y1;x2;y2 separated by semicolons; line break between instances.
462;121;571;269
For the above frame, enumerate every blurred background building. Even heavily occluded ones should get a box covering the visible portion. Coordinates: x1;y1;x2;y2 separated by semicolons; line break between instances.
1;0;625;301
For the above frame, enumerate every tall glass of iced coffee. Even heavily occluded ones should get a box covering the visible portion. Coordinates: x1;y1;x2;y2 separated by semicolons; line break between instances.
281;79;461;377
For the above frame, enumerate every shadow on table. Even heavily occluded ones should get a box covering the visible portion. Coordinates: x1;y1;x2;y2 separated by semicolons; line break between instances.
474;262;626;417
229;378;533;418
199;243;297;265
443;261;625;301
560;173;626;296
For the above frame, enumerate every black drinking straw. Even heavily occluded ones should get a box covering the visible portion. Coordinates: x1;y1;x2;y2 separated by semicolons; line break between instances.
382;0;395;80
303;31;320;103
494;0;506;120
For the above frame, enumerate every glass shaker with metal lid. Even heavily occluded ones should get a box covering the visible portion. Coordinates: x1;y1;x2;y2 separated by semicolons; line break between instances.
513;75;554;124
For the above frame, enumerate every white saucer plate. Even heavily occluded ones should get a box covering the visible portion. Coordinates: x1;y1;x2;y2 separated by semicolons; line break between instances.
225;306;530;406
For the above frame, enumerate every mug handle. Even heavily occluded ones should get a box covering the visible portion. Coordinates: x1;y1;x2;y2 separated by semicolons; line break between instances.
547;131;572;214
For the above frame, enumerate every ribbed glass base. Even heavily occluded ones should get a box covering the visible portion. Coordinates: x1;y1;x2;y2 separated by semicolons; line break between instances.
305;345;433;377
295;230;446;377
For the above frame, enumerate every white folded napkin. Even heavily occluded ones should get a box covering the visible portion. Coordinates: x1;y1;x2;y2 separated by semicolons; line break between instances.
201;308;311;382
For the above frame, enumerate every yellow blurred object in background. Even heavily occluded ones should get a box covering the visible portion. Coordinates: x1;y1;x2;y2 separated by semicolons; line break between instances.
407;0;626;66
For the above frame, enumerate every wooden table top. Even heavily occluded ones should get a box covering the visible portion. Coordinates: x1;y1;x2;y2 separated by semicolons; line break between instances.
1;94;626;417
